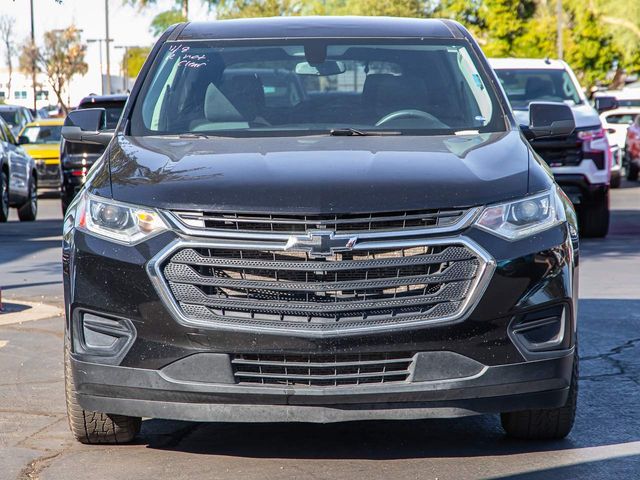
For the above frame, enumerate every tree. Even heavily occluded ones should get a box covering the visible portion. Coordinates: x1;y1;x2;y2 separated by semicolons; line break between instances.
150;9;187;36
122;46;152;79
309;0;424;17
125;0;191;20
477;0;536;56
20;26;88;113
19;38;40;103
217;0;302;19
0;16;15;100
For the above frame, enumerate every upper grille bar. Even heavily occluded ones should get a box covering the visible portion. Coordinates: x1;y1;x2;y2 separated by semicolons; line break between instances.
169;207;481;239
169;245;475;271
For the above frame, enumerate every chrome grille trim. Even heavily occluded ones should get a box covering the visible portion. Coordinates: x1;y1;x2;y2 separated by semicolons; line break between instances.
147;236;495;337
165;207;482;241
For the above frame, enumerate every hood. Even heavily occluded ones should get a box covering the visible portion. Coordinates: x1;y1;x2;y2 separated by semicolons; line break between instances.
512;102;602;130
104;131;530;214
22;144;60;161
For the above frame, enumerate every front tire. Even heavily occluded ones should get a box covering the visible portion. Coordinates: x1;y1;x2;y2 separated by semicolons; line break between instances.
579;195;609;238
0;170;8;222
627;161;639;181
610;171;622;189
64;340;141;444
501;352;578;440
17;176;37;221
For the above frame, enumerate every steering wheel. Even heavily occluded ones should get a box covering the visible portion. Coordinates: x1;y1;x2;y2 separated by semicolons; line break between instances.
375;109;437;127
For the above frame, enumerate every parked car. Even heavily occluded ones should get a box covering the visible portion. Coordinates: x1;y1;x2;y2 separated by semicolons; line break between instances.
0;104;34;137
600;107;640;186
0;116;38;221
60;94;127;213
18;118;64;189
491;58;610;237
625;114;640;181
61;17;579;445
594;88;640;109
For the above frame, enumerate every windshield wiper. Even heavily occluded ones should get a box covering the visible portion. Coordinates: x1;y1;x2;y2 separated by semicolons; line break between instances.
329;128;402;136
178;133;214;139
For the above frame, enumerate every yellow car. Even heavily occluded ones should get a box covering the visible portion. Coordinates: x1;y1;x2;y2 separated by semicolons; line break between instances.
18;118;64;189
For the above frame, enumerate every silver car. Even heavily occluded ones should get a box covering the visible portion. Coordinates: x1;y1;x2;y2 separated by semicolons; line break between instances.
0;116;38;222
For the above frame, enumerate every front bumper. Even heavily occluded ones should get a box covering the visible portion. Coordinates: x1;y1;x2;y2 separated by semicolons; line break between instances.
35;161;60;188
553;173;608;206
64;221;577;422
72;351;574;422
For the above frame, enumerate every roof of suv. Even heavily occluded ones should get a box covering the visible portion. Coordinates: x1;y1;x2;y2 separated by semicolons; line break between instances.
489;58;568;70
78;94;128;107
175;16;464;41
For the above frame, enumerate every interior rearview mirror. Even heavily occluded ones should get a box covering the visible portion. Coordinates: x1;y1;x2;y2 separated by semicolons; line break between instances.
525;102;575;140
594;96;618;113
62;108;113;146
295;61;346;76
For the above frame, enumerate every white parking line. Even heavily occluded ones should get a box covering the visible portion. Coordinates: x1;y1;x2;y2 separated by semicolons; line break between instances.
0;340;7;349
0;302;63;326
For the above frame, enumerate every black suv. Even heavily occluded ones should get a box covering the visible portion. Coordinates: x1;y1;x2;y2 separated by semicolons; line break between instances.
61;17;579;444
60;94;127;213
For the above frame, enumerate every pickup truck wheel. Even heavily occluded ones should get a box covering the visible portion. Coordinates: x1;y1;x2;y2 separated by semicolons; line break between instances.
17;177;37;221
627;161;639;181
501;352;578;440
0;170;8;222
610;171;622;189
64;340;141;444
579;196;610;238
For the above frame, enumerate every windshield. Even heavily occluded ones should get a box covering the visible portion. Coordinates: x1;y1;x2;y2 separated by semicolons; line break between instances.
131;40;504;137
21;125;62;144
0;110;18;126
617;99;640;107
494;68;583;109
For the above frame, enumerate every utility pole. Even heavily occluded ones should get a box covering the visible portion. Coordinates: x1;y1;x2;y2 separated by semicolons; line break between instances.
556;0;563;60
29;0;37;111
105;0;112;95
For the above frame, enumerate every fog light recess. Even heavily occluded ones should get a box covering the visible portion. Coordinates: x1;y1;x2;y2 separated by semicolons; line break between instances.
73;312;136;365
510;305;569;356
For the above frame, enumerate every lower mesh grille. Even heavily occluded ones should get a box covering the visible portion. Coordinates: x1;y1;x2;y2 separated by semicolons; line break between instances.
232;352;414;387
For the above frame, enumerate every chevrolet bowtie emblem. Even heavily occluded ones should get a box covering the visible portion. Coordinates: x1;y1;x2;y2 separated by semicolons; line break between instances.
284;230;358;258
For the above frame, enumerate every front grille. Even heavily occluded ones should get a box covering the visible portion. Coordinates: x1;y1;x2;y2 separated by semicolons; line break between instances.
232;351;414;387
162;242;482;331
173;208;469;234
530;131;582;167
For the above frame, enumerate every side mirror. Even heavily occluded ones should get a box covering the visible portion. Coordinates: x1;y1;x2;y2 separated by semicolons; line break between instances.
18;135;30;145
62;108;112;146
524;102;575;140
594;96;618;113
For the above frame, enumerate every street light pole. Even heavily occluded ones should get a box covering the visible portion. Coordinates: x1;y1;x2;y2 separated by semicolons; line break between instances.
556;0;563;60
105;0;112;95
30;0;37;111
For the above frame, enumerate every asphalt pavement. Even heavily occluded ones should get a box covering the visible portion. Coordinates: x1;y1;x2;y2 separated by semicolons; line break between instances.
0;185;639;480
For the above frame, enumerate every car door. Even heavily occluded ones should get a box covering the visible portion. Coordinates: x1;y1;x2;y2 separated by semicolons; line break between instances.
0;119;30;201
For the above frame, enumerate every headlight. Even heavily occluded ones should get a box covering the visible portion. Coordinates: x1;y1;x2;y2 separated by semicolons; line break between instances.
75;192;168;245
476;189;565;240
